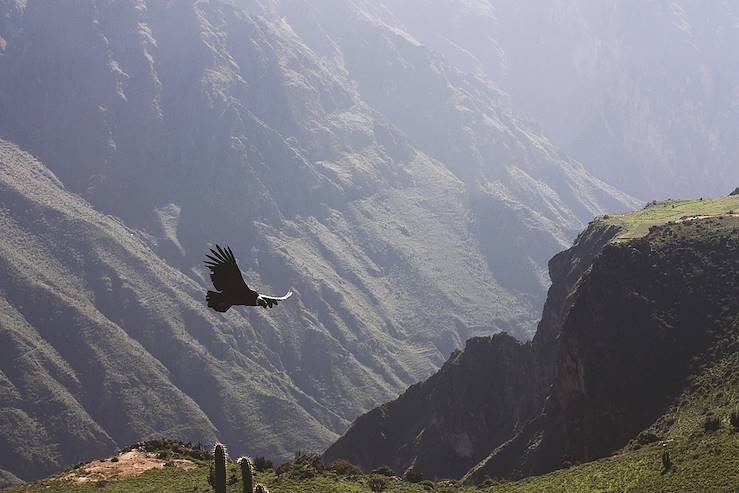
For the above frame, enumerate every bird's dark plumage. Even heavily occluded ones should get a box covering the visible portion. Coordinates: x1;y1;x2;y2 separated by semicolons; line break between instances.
204;244;292;312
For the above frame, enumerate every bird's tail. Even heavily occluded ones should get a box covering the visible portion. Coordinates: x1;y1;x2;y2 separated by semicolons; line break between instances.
206;291;231;312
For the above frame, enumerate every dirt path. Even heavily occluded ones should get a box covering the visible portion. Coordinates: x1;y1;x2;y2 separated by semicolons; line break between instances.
60;450;197;484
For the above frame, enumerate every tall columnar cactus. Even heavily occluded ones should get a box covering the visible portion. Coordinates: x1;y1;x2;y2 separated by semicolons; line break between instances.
213;443;227;493
661;449;672;471
238;457;254;493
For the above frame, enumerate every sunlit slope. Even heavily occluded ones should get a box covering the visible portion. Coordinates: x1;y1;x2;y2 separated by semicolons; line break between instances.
603;196;739;241
0;141;340;480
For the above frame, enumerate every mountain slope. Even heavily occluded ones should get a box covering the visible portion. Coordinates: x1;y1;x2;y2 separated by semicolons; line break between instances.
324;332;542;479
373;0;739;200
327;196;739;483
324;216;623;479
0;0;635;481
0;140;343;480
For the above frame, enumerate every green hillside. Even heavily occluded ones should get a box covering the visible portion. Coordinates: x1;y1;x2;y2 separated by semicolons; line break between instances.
604;196;739;241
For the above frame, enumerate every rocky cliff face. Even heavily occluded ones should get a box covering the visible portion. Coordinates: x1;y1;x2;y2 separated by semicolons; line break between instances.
469;216;739;480
324;217;623;479
325;333;541;479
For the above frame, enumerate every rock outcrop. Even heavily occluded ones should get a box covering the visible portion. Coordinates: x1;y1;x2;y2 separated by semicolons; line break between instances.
327;207;739;483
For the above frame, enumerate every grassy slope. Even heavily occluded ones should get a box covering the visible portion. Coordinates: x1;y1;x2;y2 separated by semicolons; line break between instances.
605;196;739;241
5;463;443;493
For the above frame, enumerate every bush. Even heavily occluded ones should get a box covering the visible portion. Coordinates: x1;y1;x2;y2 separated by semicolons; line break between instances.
704;415;721;432
252;456;273;472
404;467;423;483
367;475;388;492
126;439;212;461
275;452;324;479
371;465;396;477
327;459;362;476
110;457;119;463
637;431;661;445
729;409;739;430
420;479;436;490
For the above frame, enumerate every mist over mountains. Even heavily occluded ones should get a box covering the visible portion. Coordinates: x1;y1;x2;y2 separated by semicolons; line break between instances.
0;0;734;483
378;0;739;199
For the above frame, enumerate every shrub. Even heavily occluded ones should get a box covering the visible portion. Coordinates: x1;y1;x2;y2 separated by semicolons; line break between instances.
371;465;396;477
327;459;362;476
637;431;661;445
481;478;498;487
129;439;211;461
704;415;721;432
420;479;436;490
252;456;273;472
729;409;739;430
110;457;119;463
367;475;388;492
275;452;324;479
404;467;423;483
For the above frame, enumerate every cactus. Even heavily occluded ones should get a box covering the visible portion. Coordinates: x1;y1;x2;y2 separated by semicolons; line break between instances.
661;450;672;471
238;457;255;493
213;443;227;493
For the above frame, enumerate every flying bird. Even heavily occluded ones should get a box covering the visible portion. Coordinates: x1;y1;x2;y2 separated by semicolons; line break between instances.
204;245;292;312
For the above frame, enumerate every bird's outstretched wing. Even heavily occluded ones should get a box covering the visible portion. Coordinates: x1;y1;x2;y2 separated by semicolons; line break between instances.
204;245;248;292
257;290;293;309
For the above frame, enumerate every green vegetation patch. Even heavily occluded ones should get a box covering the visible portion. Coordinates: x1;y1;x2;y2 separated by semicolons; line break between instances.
602;196;739;242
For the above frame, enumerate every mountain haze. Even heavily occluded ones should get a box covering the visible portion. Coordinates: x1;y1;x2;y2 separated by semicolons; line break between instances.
375;0;739;199
0;0;645;482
